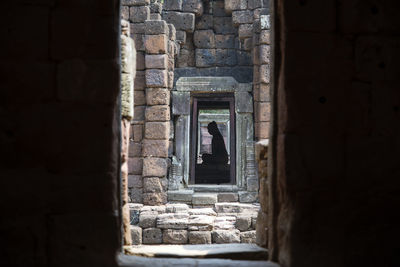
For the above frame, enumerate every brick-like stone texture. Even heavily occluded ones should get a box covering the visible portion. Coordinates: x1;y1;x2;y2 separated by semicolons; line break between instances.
146;88;170;105
145;105;170;121
163;229;188;244
129;6;150;23
130;226;143;245
144;34;168;54
143;228;163;244
145;122;170;140
142;157;168;177
145;20;169;35
145;54;168;69
189;231;212;244
163;11;195;32
142;139;169;157
146;69;168;87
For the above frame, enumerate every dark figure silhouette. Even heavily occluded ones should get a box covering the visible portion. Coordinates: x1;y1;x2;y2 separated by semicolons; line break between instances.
202;121;228;165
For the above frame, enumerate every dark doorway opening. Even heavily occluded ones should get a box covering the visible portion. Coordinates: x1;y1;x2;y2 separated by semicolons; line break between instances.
190;94;236;184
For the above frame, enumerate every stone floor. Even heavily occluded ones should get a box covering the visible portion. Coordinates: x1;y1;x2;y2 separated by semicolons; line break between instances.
129;202;260;245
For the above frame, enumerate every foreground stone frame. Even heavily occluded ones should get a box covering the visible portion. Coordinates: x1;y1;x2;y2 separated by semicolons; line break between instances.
170;77;257;194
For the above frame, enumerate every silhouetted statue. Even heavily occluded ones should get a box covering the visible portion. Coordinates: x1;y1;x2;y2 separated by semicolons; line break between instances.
202;121;228;165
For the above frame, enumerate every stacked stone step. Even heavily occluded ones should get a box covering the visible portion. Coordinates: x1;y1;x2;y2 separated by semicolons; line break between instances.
253;15;271;140
129;202;259;245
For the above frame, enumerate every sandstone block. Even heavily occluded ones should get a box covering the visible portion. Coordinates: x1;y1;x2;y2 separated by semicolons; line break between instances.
129;6;150;23
145;20;168;35
163;11;195;32
260;30;270;44
177;48;195;67
128;157;143;175
195;49;216;67
214;216;236;230
196;14;213;30
145;54;168;69
132;124;143;141
129;203;143;225
236;216;252;231
168;71;174;88
129;187;143;203
130;23;145;34
145;105;170;121
128;174;143;188
193;30;215;48
176;30;186;44
143;228;162;244
241;230;256;243
134;71;145;90
150;13;161;20
192;193;217;205
134;90;146;106
255;121;269;139
128;141;141;157
232;10;253;26
142;157;168;177
150;2;163;13
163;229;188;244
189;231;211;244
122;6;130;20
213;17;235;34
188;208;217;216
133;106;145;121
216;49;237;66
144;34;168;54
140;205;166;214
212;230;240;243
239;24;253;39
130;226;142;245
142;139;169;157
146;69;168;87
145;122;170;140
164;0;183;11
215;203;260;213
143;177;167;193
259;45;270;64
132;33;145;51
157;213;189;229
139;213;157;228
188;215;215;231
146;88;170;105
122;0;150;6
168;24;176;40
253;83;270;102
143;192;167;205
166;203;190;213
247;178;259;191
212;0;226;16
255;101;270;122
259;64;270;83
239;191;258;203
218;193;239;202
182;0;203;16
224;0;247;13
243;37;252;51
238;51;252;65
260;15;270;30
215;34;235;49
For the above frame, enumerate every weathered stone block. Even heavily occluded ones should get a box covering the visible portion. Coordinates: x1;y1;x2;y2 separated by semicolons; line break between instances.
163;229;188;244
216;49;237;66
129;203;143;224
168;24;176;41
129;187;143;203
128;141;141;157
247;178;259;191
143;192;168;205
259;30;270;44
130;23;145;34
139;213;157;228
121;6;130;20
150;13;161;20
188;215;215;231
132;124;143;141
143;177;167;193
236;216;252;231
215;203;260;213
146;69;168;87
123;0;150;6
150;2;163;13
143;228;162;244
212;0;226;16
168;190;194;202
168;71;174;88
212;230;240;243
214;216;237;230
224;0;247;13
145;105;170;121
213;17;236;34
238;51;252;66
176;30;186;44
142;139;169;157
189;208;217;216
129;6;150;23
217;193;239;202
182;0;203;16
166;203;190;213
193;30;215;48
128;174;142;188
134;90;146;106
239;24;253;39
144;34;168;54
259;45;270;64
239;191;258;203
192;193;217;205
164;0;183;11
248;0;262;9
189;231;211;244
145;122;170;140
195;49;216;67
142;157;168;177
259;64;270;83
134;71;146;90
177;48;195;67
130;226;142;245
128;157;143;175
260;15;270;30
163;11;195;32
235;92;253;113
243;37;253;51
255;121;269;139
196;14;213;29
255;101;270;122
157;213;189;229
145;20;169;35
241;230;256;243
141;205;167;214
145;54;168;70
232;10;253;26
215;34;235;49
253;7;268;19
146;88;170;105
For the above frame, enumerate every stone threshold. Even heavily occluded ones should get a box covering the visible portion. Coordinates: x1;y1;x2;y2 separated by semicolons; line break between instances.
124;243;268;261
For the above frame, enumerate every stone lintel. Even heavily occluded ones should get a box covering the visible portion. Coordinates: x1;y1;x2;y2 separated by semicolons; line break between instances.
175;76;251;92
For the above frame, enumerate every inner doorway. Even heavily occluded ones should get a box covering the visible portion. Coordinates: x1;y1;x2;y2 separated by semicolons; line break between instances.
190;94;236;185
